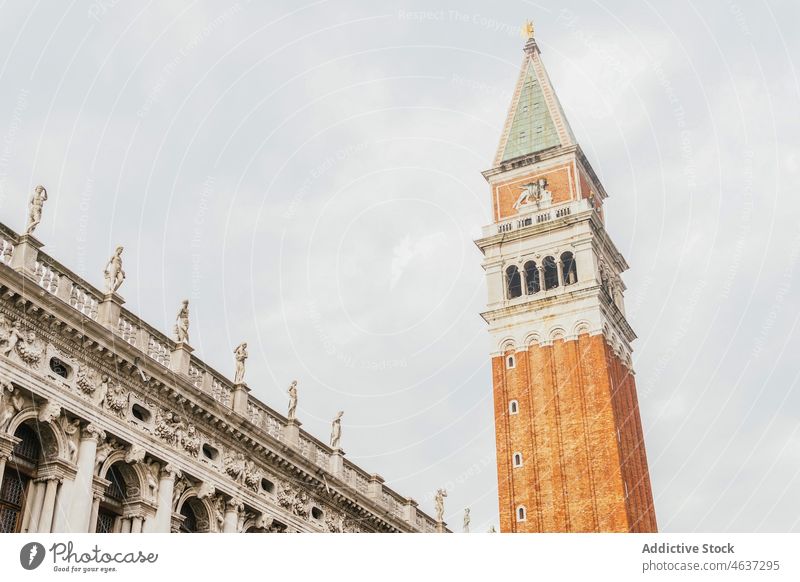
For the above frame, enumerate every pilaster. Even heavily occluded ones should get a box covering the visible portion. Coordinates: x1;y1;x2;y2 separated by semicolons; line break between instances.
284;419;301;449
169;341;193;377
329;449;345;478
231;382;250;416
10;233;43;277
403;498;419;526
97;292;125;331
367;474;384;501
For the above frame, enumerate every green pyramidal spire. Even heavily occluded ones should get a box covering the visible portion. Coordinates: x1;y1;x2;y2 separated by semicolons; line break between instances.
494;35;576;166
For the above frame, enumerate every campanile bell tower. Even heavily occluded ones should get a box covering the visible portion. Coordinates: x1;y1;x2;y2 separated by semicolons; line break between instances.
476;26;657;532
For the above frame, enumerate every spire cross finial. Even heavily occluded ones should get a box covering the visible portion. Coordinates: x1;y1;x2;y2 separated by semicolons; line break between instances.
523;20;534;39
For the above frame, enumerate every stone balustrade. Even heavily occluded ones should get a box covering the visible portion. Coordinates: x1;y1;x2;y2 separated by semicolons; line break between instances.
483;197;593;237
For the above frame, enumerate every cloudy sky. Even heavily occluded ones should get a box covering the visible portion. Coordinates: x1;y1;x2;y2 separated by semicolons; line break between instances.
1;0;798;532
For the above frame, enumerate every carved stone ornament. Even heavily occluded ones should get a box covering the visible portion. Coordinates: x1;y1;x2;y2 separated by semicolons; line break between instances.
181;424;201;457
197;482;216;500
81;423;106;443
75;366;96;395
254;512;271;531
124;444;146;464
325;511;345;533
103;381;128;419
277;482;309;519
172;475;190;510
38;401;61;424
154;409;184;447
211;494;225;528
161;463;182;481
0;318;22;358
144;461;159;497
243;460;262;492
0;379;24;432
59;415;80;461
16;330;43;368
513;178;552;211
94;439;122;474
223;451;246;484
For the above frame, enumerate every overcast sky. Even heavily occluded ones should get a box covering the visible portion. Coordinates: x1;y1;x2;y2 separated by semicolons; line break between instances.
1;0;798;532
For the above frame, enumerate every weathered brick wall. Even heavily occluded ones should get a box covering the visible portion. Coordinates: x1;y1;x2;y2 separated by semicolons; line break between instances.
493;333;657;532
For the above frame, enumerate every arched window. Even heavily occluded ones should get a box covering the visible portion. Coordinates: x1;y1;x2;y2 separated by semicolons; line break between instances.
523;261;539;294
543;256;559;290
561;252;577;286
513;453;523;468
0;424;42;533
506;355;515;369
505;265;522;299
0;423;45;533
176;497;213;533
517;506;527;522
97;464;129;533
180;501;198;533
509;400;519;415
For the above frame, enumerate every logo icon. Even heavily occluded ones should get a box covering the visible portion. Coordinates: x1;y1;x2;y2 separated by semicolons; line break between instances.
19;542;46;570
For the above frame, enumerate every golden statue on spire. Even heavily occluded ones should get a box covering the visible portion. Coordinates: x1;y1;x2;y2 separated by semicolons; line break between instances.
523;20;534;39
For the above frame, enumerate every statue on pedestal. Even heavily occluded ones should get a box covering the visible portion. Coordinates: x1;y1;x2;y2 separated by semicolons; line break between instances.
233;342;248;384
103;246;125;294
26;185;48;234
287;380;298;421
434;488;447;523
463;507;470;533
330;410;343;449
174;299;190;343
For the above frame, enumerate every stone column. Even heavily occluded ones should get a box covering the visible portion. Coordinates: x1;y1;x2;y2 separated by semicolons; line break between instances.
10;233;43;277
223;499;242;533
231;383;250;416
153;464;181;533
556;258;564;288
88;493;103;533
25;480;47;533
120;518;132;533
284;419;301;449
0;454;7;494
97;292;125;331
65;424;105;533
537;266;545;292
37;477;60;533
130;515;143;533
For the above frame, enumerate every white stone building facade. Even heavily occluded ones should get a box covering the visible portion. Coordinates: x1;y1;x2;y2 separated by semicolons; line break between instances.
0;223;441;533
